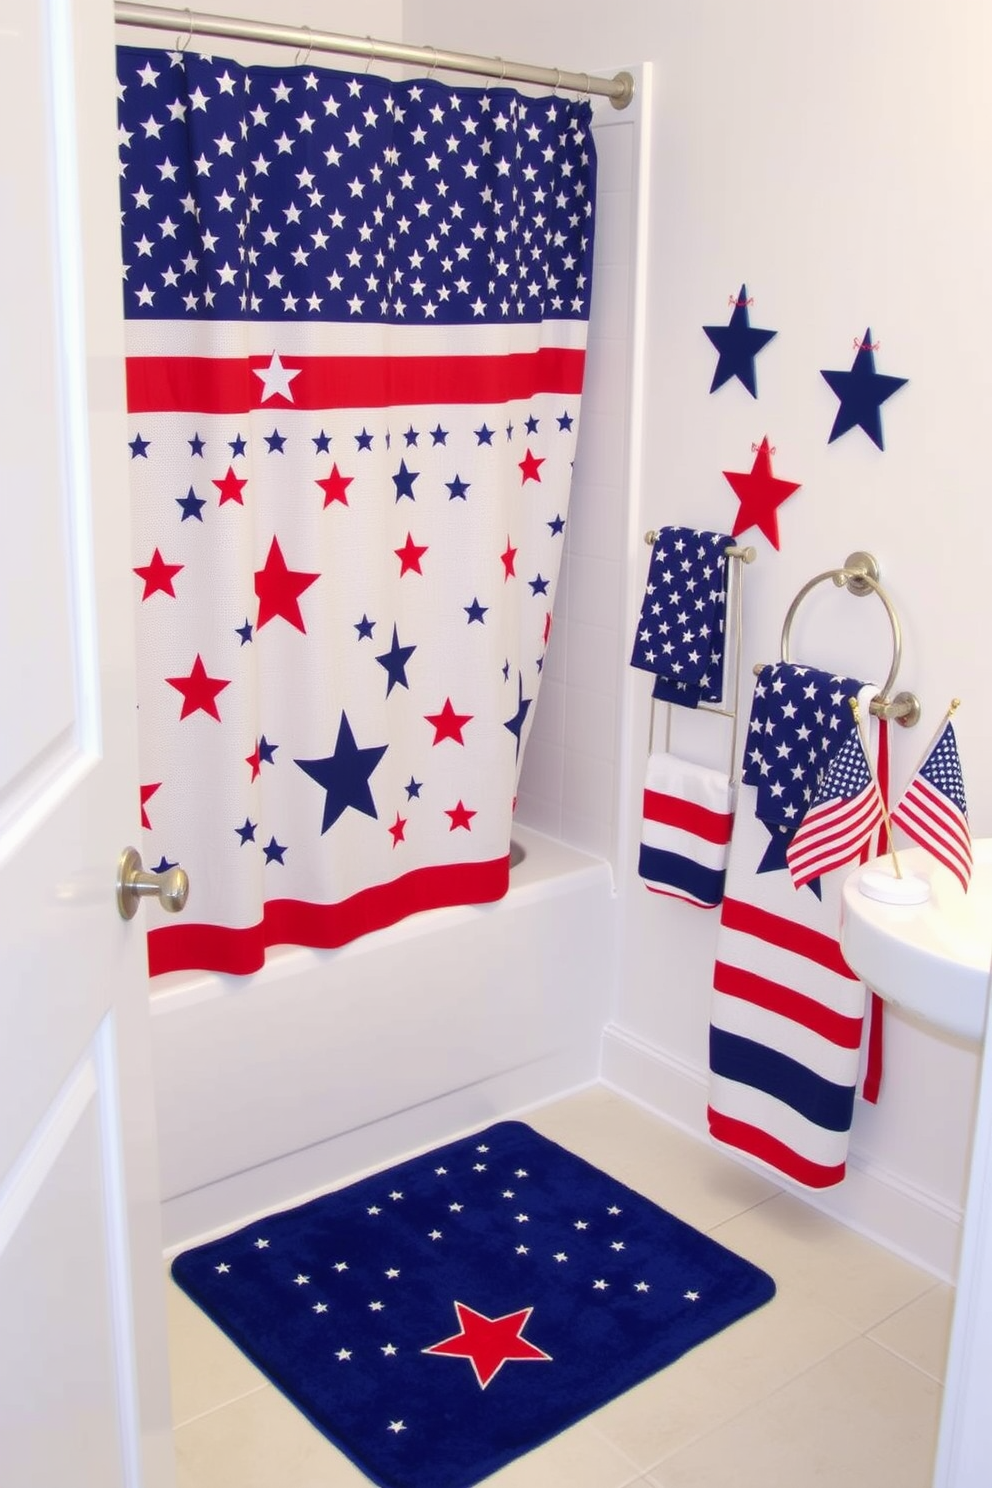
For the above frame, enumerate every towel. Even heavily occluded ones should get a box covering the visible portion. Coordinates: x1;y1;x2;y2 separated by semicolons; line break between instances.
630;528;732;708
707;665;879;1188
639;752;736;908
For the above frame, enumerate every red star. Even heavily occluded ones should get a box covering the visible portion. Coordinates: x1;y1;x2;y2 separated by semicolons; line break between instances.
445;800;477;831
423;1301;552;1389
317;462;354;508
424;698;473;745
500;537;517;580
246;740;262;781
166;654;231;721
139;782;161;829
395;532;428;576
722;436;801;550
254;536;319;631
133;548;183;599
213;464;248;506
518;448;545;484
388;812;407;847
543;611;552;645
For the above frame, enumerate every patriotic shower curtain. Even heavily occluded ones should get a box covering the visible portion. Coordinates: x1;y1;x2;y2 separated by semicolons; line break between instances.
117;46;596;975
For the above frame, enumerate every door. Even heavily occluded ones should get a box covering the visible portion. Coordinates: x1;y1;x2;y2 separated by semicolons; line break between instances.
0;2;174;1484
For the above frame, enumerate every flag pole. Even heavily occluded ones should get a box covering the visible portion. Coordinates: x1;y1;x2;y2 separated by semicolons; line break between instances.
901;698;962;782
850;697;902;879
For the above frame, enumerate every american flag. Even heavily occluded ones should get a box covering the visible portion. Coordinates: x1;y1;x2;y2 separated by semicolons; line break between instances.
891;719;972;891
117;47;596;975
171;1121;775;1488
741;663;866;826
785;725;883;889
629;527;730;707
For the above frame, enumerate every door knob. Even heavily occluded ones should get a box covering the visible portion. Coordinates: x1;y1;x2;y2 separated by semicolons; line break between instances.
116;846;189;920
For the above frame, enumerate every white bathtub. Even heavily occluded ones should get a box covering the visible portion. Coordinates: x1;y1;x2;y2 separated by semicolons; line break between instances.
149;825;616;1249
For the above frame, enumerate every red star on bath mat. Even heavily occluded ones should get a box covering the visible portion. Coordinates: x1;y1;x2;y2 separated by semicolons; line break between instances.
423;1301;552;1388
722;436;801;550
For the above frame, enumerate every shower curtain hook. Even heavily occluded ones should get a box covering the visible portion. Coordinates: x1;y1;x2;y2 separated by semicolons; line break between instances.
176;7;193;52
426;45;439;80
552;67;562;96
364;36;376;75
294;24;313;67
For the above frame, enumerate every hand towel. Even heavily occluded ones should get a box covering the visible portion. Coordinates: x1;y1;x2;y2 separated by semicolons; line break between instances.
639;752;735;908
630;528;732;708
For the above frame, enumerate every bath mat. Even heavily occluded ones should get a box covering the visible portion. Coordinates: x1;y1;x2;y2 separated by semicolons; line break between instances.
171;1121;775;1488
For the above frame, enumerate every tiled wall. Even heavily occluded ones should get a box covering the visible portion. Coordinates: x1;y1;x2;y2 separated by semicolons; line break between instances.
515;87;643;865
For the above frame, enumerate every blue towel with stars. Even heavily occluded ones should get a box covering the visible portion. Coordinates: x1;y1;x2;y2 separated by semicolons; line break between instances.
630;528;732;708
742;663;872;826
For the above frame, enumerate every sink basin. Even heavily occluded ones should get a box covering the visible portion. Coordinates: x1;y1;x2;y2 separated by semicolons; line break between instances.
841;840;992;1043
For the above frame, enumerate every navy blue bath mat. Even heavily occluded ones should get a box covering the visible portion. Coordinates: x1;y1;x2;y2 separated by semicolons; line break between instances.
172;1121;775;1488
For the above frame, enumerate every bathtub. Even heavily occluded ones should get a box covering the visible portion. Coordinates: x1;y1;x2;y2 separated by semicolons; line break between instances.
149;825;616;1249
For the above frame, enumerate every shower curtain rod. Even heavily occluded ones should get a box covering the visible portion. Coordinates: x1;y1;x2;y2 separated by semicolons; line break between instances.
113;3;635;109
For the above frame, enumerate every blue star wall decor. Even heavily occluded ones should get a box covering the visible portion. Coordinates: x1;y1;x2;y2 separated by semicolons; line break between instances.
820;329;908;449
702;284;777;398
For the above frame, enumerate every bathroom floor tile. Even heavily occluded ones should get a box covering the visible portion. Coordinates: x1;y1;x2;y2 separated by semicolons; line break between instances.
707;1191;936;1332
868;1280;956;1382
648;1336;942;1487
166;1272;268;1427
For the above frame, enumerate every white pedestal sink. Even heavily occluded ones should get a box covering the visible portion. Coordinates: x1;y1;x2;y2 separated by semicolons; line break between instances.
841;839;992;1043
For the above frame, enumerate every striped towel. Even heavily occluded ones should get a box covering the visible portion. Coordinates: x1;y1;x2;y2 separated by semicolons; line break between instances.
630;528;732;708
707;670;878;1188
639;752;735;909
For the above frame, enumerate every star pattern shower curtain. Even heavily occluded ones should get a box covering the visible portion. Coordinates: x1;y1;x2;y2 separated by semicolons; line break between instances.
117;46;596;975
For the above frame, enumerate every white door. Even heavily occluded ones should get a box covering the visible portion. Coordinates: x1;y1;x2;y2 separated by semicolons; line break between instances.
0;2;175;1485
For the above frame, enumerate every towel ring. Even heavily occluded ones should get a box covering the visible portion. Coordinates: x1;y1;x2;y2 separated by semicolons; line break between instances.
777;551;920;726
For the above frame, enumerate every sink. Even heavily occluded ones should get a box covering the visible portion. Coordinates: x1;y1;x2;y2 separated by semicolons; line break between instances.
841;839;992;1043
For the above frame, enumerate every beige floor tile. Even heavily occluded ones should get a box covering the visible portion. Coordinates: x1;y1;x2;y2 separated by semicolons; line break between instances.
526;1089;781;1232
481;1420;643;1488
708;1192;935;1332
590;1288;856;1468
868;1281;956;1382
652;1336;942;1488
166;1274;269;1426
174;1385;374;1488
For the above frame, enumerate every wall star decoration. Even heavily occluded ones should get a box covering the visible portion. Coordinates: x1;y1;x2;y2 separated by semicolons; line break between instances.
820;329;908;449
703;284;777;398
722;436;801;550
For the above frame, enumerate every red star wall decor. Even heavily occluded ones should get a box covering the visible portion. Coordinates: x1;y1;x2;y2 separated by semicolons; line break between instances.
722;436;801;550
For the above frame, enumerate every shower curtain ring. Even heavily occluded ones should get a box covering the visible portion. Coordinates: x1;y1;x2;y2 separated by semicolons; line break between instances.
176;7;193;52
364;36;376;74
294;24;312;67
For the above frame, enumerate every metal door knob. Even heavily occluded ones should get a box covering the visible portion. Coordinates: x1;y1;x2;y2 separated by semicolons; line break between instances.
116;846;189;920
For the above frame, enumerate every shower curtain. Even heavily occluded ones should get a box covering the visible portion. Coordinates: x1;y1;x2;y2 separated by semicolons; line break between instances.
117;45;597;975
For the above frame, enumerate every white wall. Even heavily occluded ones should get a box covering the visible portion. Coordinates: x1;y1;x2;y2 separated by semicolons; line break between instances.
409;0;992;1275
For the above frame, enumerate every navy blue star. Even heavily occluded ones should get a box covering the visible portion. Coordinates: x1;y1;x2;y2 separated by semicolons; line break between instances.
703;284;777;398
504;673;532;760
265;428;287;453
355;427;374;451
821;330;908;449
405;776;422;799
464;597;488;623
446;474;470;500
263;836;287;864
529;574;550;596
548;514;566;536
229;433;248;457
375;624;416;695
403;425;420;447
430;424;449;446
188;432;206;456
392;459;419;501
312;429;332;453
475;423;495;445
505;420;514;441
258;735;278;764
295;712;387;833
235;618;254;645
235;818;257;844
557;411;574;432
502;659;511;681
151;856;177;874
525;414;539;434
354;613;375;639
757;822;822;899
177;486;206;521
129;433;150;458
